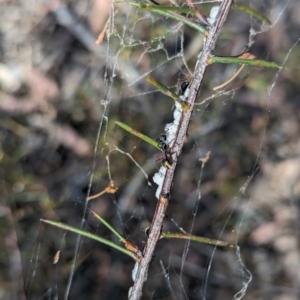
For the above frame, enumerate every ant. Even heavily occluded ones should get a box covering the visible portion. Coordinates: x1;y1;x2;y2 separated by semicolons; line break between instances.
142;225;163;264
156;134;173;169
144;225;163;238
178;79;190;101
180;81;190;96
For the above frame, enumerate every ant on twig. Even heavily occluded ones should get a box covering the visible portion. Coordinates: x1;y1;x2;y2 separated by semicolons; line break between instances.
156;134;173;169
179;80;190;96
154;80;190;169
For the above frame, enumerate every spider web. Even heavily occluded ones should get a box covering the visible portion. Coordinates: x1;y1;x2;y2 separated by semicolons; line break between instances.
2;0;300;299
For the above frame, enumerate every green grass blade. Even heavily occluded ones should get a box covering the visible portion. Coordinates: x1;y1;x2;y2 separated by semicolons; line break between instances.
233;3;272;25
161;231;235;248
209;56;281;69
150;3;272;26
115;121;161;150
139;5;193;14
41;219;137;260
91;210;125;242
114;1;271;30
114;0;208;36
146;77;189;111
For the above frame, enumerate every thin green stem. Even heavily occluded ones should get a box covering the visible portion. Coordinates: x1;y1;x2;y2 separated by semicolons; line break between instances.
91;211;125;242
146;77;189;111
209;56;281;69
161;232;235;248
115;121;161;150
233;3;271;25
41;219;137;260
114;0;208;36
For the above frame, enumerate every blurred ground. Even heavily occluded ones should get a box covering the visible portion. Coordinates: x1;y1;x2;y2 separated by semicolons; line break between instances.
1;0;300;300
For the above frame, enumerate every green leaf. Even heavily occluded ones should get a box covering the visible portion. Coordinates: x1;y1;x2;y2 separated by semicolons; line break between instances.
41;219;137;260
146;77;189;111
91;210;125;242
114;0;208;36
114;1;271;30
209;56;281;69
161;231;235;248
233;3;272;25
115;121;161;150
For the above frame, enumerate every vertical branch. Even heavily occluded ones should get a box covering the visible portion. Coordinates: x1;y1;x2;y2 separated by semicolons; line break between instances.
129;1;234;299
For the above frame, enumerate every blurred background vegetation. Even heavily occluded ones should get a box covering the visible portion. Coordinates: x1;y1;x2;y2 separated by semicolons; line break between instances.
1;0;300;299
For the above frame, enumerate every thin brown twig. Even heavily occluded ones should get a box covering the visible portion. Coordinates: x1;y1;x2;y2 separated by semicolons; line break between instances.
186;0;210;26
129;1;234;299
199;150;211;163
95;18;110;46
86;181;118;201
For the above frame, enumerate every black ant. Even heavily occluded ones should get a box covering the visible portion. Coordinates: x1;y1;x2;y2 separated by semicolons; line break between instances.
157;134;167;150
142;225;163;263
180;81;190;96
144;225;163;238
156;134;173;169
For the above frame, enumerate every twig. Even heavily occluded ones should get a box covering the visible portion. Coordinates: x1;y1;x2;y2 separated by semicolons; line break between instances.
186;0;210;26
129;1;234;299
95;18;110;46
86;181;118;201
